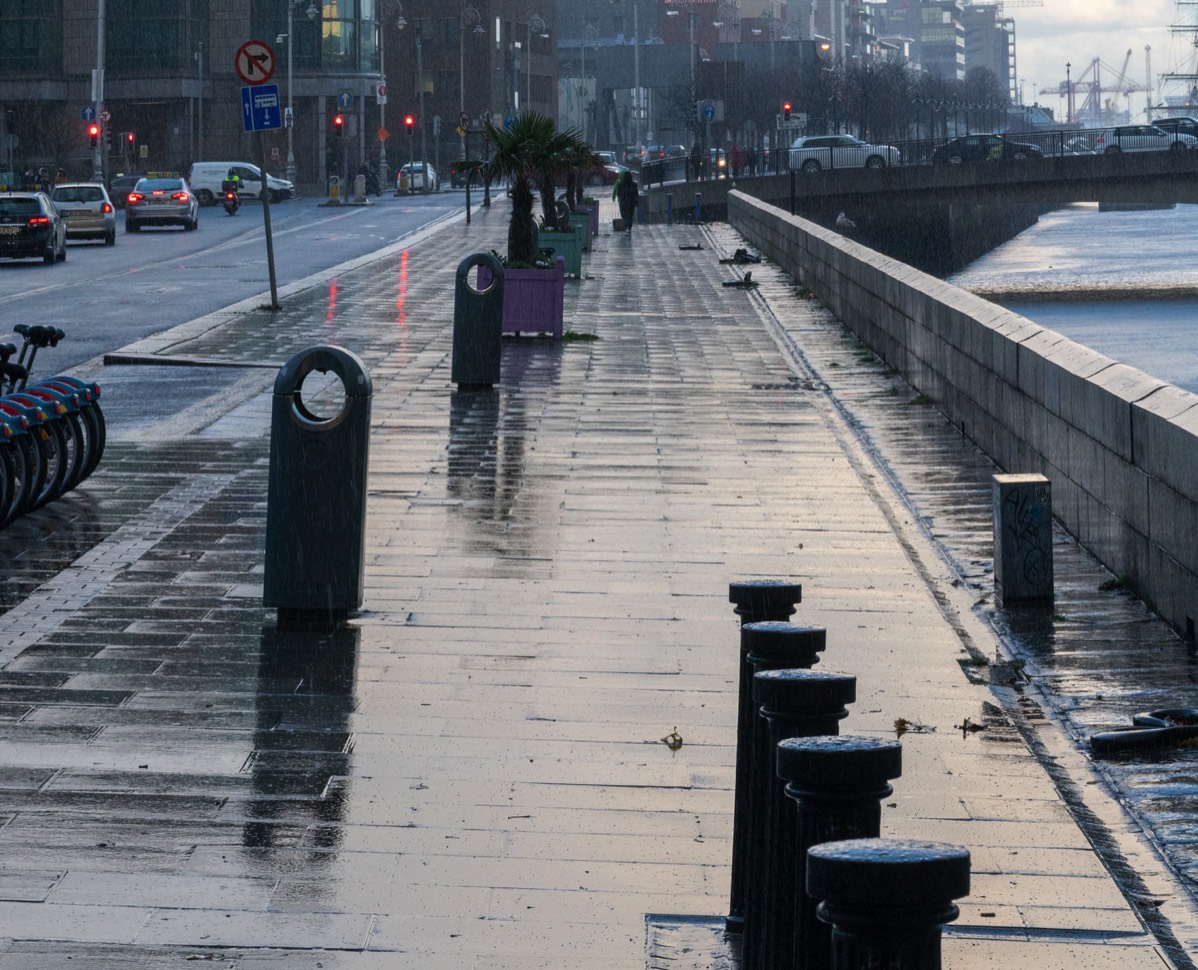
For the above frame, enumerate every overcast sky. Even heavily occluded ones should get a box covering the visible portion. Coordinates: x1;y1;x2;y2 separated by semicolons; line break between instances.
1013;0;1188;117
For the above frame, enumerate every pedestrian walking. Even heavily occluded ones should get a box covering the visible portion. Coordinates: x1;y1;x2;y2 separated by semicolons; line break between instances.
617;171;639;232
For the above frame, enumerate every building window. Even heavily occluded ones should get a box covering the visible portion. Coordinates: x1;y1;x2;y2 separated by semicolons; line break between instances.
321;0;358;71
251;0;317;71
0;0;59;74
109;0;207;76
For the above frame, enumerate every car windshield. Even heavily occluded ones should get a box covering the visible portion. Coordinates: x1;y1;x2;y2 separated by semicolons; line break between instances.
137;179;184;193
52;187;104;203
0;198;41;217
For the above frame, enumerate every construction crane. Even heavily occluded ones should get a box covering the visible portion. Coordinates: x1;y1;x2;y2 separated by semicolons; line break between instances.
963;0;1044;13
1041;57;1148;126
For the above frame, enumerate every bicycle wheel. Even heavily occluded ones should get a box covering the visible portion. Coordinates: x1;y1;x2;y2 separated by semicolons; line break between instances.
30;418;70;510
78;401;105;480
53;411;86;498
0;442;12;528
1;434;37;526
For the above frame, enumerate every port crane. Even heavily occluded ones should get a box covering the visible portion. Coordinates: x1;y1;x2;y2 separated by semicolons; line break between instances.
1041;54;1149;126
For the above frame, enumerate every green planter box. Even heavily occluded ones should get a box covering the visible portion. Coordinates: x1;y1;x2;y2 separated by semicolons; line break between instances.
568;212;592;251
538;227;583;278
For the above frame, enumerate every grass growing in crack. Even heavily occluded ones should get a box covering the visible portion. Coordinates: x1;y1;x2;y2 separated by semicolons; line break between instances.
563;331;599;342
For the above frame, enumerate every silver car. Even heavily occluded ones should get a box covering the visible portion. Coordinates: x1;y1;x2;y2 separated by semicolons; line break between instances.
789;134;900;173
1093;125;1198;154
50;183;116;245
124;176;199;232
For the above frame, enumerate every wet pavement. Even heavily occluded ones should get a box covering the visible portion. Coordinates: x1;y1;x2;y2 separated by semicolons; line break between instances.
0;200;1191;967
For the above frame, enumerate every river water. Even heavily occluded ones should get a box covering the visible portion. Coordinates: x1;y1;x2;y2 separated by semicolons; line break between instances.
948;202;1198;394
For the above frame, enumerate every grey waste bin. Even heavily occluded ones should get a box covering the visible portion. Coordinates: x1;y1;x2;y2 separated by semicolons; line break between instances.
264;344;372;629
451;252;504;389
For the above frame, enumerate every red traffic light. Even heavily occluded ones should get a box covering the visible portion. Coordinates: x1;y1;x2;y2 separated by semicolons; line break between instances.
88;123;100;147
783;101;792;122
126;131;134;143
333;114;345;137
404;115;415;130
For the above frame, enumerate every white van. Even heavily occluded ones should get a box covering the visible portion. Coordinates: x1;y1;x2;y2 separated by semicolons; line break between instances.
187;161;295;206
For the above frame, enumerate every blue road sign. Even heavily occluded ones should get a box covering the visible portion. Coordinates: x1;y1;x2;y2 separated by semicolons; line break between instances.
81;107;96;122
504;115;516;129
337;91;353;109
702;101;716;121
242;84;282;133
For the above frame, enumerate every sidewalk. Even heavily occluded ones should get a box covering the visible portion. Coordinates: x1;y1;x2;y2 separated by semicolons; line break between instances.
0;197;1183;968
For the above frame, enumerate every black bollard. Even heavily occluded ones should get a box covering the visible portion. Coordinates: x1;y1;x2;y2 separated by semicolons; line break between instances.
807;838;970;970
777;736;903;970
742;670;856;970
726;612;816;935
725;582;802;934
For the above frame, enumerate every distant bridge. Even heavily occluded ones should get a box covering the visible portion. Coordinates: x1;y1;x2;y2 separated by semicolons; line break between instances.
642;152;1198;273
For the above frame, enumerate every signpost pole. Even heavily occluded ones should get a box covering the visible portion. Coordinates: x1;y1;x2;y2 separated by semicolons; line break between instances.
259;135;280;309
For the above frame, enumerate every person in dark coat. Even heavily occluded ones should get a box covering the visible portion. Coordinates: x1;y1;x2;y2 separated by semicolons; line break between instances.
616;171;639;231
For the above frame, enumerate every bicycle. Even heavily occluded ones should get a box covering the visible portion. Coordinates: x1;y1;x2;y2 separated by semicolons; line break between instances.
0;325;105;523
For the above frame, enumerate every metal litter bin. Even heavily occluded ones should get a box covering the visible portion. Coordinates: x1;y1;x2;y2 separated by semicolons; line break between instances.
452;252;504;389
264;344;372;629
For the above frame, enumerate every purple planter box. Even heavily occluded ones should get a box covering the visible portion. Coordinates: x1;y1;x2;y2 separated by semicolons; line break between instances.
477;256;564;339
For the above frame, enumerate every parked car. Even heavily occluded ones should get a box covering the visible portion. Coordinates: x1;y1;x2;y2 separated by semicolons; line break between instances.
1145;116;1198;140
124;176;199;232
50;183;116;245
789;134;900;173
107;174;142;209
187;161;294;205
0;192;66;264
1094;124;1198;154
931;133;1043;163
397;162;439;192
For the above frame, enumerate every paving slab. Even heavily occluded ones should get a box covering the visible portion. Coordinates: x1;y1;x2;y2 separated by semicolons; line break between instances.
0;199;1183;968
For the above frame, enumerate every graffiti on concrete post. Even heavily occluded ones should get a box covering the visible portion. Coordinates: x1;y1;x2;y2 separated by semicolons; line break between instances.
993;475;1054;607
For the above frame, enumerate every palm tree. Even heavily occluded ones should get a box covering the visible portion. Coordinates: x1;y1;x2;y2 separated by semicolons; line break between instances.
483;112;585;262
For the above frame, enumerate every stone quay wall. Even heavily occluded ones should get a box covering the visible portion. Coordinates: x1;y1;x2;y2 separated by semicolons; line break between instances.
729;189;1198;639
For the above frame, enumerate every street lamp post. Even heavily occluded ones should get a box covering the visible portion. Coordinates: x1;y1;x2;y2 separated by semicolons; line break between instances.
459;4;481;160
527;14;546;113
285;0;319;185
94;0;105;180
1065;61;1072;125
416;25;428;192
580;24;598;138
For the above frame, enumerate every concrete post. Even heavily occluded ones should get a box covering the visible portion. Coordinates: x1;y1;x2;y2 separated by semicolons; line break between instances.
778;736;902;970
992;473;1053;607
806;837;970;970
742;670;856;970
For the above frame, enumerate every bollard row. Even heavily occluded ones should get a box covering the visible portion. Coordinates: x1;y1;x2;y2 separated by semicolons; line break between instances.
726;578;971;970
0;325;105;528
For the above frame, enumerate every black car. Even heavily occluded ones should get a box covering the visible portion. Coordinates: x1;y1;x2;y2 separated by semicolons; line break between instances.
0;192;66;264
107;174;142;209
931;134;1043;164
1149;116;1198;140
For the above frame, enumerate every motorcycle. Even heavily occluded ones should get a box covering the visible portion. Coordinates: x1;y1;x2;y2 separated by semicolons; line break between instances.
221;178;240;215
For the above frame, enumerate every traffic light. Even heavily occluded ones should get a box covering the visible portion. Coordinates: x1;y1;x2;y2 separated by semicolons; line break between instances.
333;114;344;138
783;101;792;123
126;131;135;145
88;123;99;148
404;114;415;134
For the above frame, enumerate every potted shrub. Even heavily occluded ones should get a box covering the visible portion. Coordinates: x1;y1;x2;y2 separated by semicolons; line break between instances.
479;112;582;336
